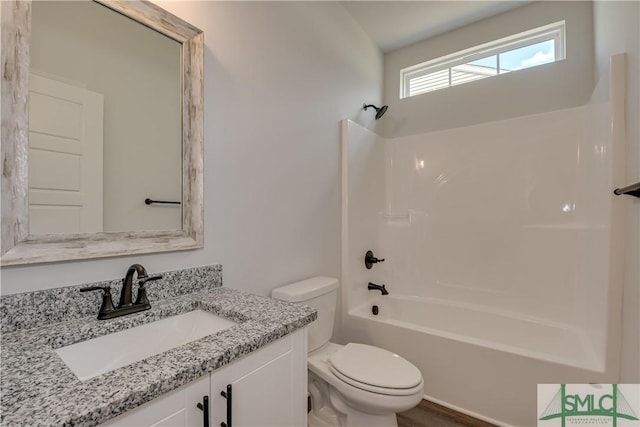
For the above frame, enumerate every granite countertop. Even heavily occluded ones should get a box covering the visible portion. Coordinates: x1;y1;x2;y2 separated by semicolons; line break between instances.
0;287;316;426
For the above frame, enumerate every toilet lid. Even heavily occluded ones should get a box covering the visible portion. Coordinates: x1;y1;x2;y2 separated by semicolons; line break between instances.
328;343;422;390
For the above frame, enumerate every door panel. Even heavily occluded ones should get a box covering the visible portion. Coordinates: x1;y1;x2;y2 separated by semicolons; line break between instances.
28;73;104;234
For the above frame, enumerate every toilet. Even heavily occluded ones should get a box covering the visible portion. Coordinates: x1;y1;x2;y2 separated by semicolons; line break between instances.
272;277;424;427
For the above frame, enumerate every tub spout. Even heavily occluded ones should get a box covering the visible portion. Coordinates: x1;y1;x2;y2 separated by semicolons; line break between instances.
368;282;389;295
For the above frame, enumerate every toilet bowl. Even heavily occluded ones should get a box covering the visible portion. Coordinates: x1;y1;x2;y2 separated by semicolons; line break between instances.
272;277;424;427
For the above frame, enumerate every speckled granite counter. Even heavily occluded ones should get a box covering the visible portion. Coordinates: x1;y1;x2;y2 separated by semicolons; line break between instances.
0;268;316;426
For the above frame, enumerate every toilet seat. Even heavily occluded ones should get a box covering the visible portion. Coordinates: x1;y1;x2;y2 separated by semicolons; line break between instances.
328;343;423;396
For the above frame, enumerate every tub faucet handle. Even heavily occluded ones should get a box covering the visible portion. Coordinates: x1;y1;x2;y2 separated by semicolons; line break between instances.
365;250;385;269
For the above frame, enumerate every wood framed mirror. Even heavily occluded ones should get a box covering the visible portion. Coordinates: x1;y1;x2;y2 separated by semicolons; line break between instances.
1;0;204;266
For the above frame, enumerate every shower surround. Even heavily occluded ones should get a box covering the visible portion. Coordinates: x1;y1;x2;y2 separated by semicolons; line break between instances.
341;55;627;426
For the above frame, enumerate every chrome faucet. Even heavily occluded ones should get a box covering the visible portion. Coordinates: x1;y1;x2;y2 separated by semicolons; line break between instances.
367;282;389;295
81;264;163;320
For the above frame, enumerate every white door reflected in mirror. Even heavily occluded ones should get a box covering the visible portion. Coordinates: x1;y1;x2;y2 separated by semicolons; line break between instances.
29;73;104;235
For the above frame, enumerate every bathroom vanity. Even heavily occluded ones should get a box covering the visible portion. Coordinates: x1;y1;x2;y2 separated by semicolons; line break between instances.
1;2;311;425
102;329;306;427
0;266;315;427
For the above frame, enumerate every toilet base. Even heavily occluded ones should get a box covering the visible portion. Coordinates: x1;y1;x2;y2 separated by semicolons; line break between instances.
308;411;338;427
308;342;423;417
309;369;399;427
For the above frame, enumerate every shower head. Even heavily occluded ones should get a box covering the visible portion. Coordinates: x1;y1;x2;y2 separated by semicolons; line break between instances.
363;103;388;120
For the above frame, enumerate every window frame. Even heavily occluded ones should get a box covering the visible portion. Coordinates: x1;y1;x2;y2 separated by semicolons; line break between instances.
400;21;566;99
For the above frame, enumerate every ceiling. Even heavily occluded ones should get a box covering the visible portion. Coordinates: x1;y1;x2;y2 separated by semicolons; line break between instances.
340;1;530;53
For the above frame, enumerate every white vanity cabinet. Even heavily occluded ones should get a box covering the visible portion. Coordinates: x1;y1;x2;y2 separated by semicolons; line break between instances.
209;328;307;427
100;375;210;427
101;329;307;427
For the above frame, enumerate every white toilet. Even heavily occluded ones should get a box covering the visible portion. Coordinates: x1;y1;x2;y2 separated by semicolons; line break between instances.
272;277;424;427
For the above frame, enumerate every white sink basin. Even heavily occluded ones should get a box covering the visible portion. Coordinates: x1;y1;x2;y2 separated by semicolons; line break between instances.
55;309;237;381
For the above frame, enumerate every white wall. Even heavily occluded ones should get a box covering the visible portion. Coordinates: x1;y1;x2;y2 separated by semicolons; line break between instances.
592;0;640;383
383;1;595;138
0;2;383;296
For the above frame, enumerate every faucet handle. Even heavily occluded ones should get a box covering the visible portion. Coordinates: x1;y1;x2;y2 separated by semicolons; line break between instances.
80;285;116;319
134;274;162;306
139;274;163;285
365;250;385;269
80;285;110;293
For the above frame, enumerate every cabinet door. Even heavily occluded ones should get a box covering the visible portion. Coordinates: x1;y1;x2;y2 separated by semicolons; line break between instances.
100;375;210;427
210;329;307;427
233;349;294;426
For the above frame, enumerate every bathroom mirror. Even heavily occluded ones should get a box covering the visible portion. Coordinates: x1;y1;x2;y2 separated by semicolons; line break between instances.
1;0;204;266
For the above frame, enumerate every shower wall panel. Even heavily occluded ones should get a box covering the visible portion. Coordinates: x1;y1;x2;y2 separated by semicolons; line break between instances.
382;106;610;328
341;121;385;315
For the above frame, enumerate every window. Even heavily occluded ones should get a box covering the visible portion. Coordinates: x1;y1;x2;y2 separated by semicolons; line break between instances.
400;21;565;99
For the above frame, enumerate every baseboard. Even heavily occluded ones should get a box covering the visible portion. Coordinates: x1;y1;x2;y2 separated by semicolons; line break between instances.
421;393;514;427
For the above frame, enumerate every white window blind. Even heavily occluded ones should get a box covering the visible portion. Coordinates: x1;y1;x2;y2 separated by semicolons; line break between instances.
400;21;566;99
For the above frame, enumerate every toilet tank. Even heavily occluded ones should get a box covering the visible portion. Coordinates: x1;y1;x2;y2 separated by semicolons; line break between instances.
271;277;338;352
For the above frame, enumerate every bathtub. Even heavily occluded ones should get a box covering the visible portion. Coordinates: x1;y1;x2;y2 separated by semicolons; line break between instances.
351;294;600;372
343;293;618;426
340;55;627;427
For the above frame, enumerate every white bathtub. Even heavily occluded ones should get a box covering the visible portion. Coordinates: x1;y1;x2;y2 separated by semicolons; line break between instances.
351;294;600;372
343;294;618;426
